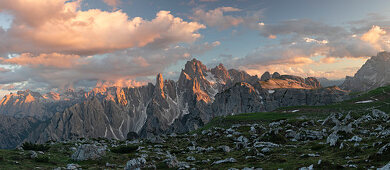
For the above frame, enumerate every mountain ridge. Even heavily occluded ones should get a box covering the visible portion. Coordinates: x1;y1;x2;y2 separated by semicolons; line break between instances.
0;58;349;148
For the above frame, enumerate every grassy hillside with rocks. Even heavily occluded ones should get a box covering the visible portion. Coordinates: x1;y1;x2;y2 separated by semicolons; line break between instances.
0;85;389;169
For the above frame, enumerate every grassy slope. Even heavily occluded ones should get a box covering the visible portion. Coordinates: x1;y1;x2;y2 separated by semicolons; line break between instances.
199;85;390;131
0;85;389;169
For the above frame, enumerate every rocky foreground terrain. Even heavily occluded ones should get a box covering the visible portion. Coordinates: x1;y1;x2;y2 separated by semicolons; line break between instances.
0;85;389;169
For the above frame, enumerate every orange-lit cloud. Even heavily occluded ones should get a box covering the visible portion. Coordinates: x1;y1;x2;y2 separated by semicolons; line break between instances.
96;79;146;88
1;53;85;68
0;0;205;55
360;25;389;51
0;41;219;90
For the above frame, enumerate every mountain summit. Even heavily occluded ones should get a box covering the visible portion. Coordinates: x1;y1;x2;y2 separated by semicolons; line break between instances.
341;51;390;92
0;59;348;148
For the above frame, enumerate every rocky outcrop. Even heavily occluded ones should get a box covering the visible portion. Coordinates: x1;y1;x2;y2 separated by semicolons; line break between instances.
341;51;390;92
260;72;271;81
260;75;322;89
0;115;40;149
212;84;348;116
212;82;265;116
71;144;106;161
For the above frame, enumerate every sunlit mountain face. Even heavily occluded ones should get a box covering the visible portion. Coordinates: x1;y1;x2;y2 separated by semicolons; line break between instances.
0;0;389;96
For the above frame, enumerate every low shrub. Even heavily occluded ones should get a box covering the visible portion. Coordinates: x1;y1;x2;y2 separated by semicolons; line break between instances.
21;142;50;151
34;155;49;163
110;145;138;154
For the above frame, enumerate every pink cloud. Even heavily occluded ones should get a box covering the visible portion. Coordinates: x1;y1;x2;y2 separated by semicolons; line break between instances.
0;0;205;55
103;0;121;8
192;7;244;30
1;53;85;68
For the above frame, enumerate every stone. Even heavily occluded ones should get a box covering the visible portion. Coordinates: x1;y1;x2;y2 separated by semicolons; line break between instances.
66;164;81;170
217;145;231;153
71;144;106;161
187;156;196;161
261;148;270;153
164;153;179;168
348;136;362;142
125;157;147;170
378;162;390;170
326;132;339;146
253;142;280;148
105;162;116;168
29;151;38;159
298;164;313;170
372;109;389;121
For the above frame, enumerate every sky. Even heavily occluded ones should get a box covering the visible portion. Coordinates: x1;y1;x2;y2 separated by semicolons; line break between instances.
1;0;390;97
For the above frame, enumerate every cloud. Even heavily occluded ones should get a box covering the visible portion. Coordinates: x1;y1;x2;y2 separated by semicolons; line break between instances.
0;41;220;90
191;7;244;30
103;0;121;8
1;53;85;68
215;17;390;80
0;0;205;55
360;25;389;50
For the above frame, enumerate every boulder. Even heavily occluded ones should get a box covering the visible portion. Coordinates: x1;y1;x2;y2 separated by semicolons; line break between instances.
125;157;147;170
71;144;106;161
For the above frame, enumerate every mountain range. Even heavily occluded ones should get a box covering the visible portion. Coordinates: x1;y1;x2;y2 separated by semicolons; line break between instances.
1;52;390;149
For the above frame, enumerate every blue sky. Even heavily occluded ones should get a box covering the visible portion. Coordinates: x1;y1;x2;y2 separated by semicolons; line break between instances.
0;0;390;96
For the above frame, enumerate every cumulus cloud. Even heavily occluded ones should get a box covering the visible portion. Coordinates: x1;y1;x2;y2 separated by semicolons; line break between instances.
0;0;205;55
191;7;244;30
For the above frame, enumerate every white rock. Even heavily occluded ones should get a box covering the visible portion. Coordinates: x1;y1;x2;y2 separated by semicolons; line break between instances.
212;158;237;165
348;136;362;142
326;132;339;146
378;161;390;170
71;144;106;161
187;156;196;161
125;157;146;170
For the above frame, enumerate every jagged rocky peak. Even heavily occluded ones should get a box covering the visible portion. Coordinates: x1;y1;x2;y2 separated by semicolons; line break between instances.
183;58;208;78
305;77;321;89
260;71;271;81
228;69;259;85
210;63;230;83
272;72;281;79
0;90;41;106
154;73;165;98
341;51;390;92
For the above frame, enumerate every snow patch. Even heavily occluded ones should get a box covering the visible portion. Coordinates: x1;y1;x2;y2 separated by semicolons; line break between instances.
355;100;374;104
